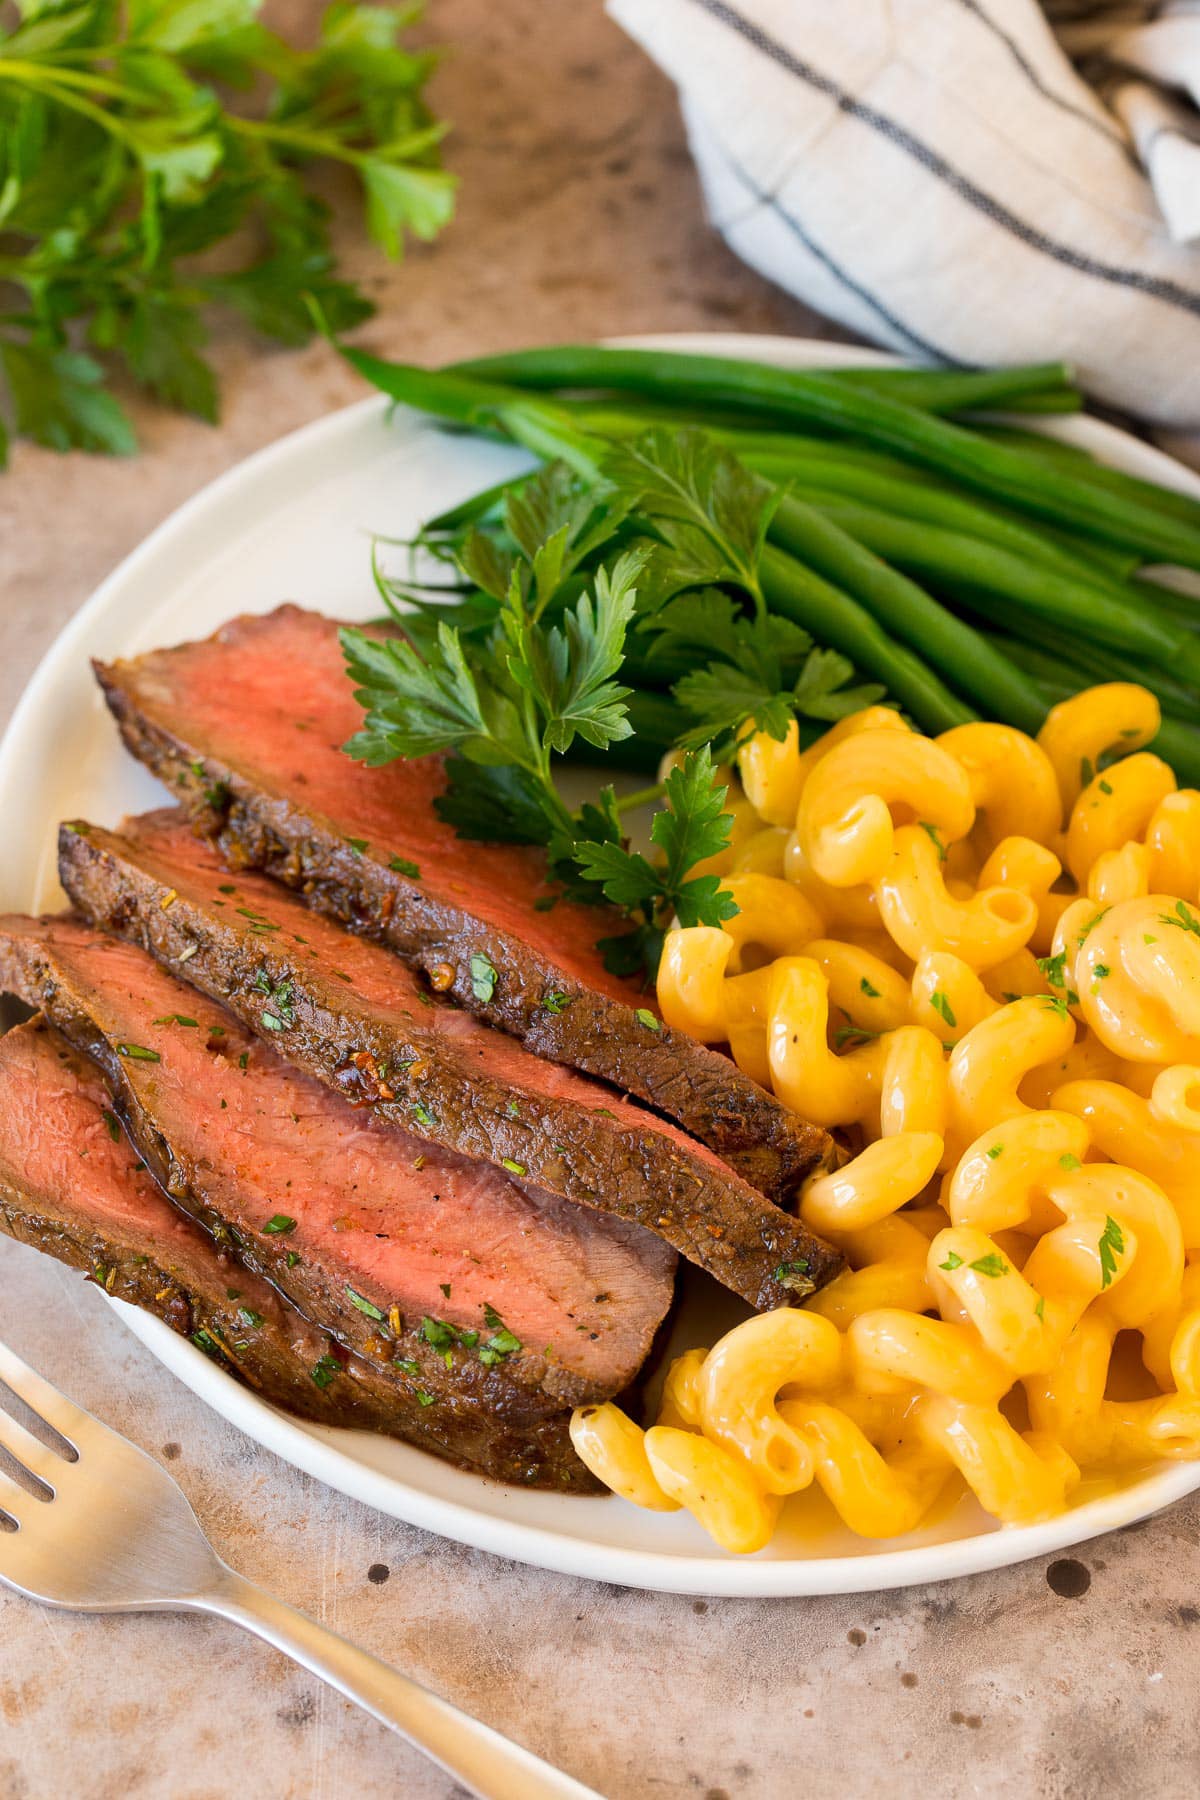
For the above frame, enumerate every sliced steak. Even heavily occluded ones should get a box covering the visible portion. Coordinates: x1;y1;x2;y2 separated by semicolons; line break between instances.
94;604;828;1200
0;917;676;1478
60;812;841;1308
0;1020;593;1483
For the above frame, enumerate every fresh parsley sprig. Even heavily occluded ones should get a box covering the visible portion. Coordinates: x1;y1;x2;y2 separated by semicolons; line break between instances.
345;428;894;980
345;464;746;978
342;545;644;841
573;745;738;977
598;427;778;613
640;589;885;755
0;0;455;463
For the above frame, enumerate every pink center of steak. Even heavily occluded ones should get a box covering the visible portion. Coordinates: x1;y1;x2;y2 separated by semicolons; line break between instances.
113;810;749;1182
123;605;638;1001
4;920;674;1384
0;1023;194;1253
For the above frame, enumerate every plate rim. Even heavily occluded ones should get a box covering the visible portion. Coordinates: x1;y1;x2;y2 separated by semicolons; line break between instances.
6;329;1200;1597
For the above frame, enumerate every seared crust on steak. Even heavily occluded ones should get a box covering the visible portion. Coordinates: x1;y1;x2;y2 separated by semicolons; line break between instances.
93;605;831;1201
60;812;841;1308
0;1020;596;1489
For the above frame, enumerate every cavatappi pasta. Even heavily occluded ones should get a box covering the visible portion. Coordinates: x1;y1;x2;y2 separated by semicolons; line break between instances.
569;683;1200;1554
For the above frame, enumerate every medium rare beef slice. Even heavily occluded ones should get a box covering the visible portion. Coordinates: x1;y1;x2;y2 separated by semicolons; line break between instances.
0;915;675;1460
0;1020;589;1480
93;604;829;1199
61;812;841;1308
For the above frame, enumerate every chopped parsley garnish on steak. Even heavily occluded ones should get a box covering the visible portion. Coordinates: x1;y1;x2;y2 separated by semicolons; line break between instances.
262;1213;297;1235
345;1286;385;1322
310;1354;340;1389
152;1014;198;1028
469;952;498;1002
774;1260;811;1289
501;1158;527;1176
635;1008;659;1031
101;1109;121;1143
389;855;420;878
479;1303;522;1366
346;837;369;857
117;1042;160;1062
540;991;572;1013
421;1316;479;1353
420;1308;519;1368
237;1308;264;1328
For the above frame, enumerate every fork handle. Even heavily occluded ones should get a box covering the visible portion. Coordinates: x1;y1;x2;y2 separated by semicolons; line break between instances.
190;1567;603;1800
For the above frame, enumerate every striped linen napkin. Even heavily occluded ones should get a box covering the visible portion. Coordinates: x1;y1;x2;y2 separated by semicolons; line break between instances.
608;0;1200;443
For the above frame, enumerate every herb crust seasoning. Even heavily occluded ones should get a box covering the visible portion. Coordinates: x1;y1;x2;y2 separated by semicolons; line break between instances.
92;605;831;1205
0;1019;499;1451
59;810;840;1309
0;914;679;1488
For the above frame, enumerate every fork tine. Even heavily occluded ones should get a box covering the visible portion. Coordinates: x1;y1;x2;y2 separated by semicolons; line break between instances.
0;1460;35;1525
0;1403;73;1492
0;1341;90;1450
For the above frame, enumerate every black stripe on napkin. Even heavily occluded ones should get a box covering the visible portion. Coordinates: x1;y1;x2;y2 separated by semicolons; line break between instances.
716;146;963;364
688;0;1200;320
950;0;1136;160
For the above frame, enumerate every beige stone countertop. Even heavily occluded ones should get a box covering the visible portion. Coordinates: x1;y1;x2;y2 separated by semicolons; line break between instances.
2;4;1199;1796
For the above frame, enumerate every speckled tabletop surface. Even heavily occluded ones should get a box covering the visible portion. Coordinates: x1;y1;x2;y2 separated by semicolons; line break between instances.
2;5;1199;1797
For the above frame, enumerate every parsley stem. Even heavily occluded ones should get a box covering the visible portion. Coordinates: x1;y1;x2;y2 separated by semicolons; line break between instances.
614;782;666;813
0;62;139;142
227;115;367;169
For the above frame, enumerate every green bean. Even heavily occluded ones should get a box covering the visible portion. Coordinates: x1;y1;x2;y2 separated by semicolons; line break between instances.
1146;719;1200;785
797;500;1200;681
760;546;976;733
769;497;1044;732
459;351;1078;416
343;348;610;479
449;346;1200;562
1130;572;1200;628
824;365;1080;414
977;423;1200;532
986;616;1200;718
987;636;1200;783
747;454;1141;591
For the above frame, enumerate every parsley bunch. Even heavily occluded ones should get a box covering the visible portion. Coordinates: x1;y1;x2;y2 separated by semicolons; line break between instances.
343;453;755;979
343;428;894;978
0;0;454;463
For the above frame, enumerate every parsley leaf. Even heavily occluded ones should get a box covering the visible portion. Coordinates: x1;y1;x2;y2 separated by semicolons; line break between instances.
600;428;776;608
648;593;884;756
571;746;739;977
1099;1215;1125;1290
0;0;453;464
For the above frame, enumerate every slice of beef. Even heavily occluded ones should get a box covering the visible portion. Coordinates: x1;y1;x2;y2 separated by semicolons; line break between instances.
0;916;676;1475
0;1020;594;1485
94;604;828;1200
60;812;841;1308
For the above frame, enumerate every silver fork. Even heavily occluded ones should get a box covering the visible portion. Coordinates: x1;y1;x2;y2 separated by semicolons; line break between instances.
0;1339;603;1800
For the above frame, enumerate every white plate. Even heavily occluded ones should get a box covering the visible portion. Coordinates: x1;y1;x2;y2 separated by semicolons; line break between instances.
5;332;1200;1597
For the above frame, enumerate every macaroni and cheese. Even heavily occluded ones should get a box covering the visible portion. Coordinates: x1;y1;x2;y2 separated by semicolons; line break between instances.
571;683;1200;1552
